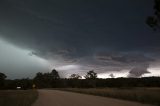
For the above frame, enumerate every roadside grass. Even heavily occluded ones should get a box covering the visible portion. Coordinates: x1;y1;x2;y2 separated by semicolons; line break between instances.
58;88;160;106
0;90;38;106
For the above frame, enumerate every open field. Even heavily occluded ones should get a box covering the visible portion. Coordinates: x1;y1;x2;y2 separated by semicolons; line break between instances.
0;90;38;106
57;88;160;106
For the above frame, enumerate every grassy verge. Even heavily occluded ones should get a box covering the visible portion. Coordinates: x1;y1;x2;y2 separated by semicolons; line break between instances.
0;90;38;106
57;88;160;106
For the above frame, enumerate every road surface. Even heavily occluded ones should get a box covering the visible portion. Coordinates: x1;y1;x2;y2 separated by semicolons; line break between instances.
33;90;153;106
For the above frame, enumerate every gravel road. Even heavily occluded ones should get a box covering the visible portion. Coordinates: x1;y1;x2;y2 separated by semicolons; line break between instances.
33;90;153;106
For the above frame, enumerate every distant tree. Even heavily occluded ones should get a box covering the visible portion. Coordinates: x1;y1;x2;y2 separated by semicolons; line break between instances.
34;72;46;88
51;69;60;79
69;74;82;79
84;70;97;79
0;72;6;80
33;69;60;88
0;72;7;89
146;0;160;30
34;72;43;82
36;72;43;77
15;78;32;90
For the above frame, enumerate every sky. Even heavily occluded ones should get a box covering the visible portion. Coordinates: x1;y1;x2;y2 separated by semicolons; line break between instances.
0;0;160;79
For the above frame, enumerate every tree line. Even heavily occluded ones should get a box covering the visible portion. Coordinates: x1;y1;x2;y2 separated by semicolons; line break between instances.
0;69;160;90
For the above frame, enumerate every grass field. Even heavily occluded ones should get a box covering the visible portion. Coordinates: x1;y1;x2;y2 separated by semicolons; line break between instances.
58;88;160;106
0;90;38;106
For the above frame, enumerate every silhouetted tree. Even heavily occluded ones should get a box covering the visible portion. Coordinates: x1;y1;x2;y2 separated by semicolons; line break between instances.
33;69;60;88
0;72;6;89
51;69;60;79
34;72;47;88
69;74;82;79
146;0;160;30
0;72;6;80
84;70;97;79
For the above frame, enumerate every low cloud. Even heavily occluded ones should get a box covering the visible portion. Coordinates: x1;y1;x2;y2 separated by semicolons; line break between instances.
127;64;150;78
109;73;115;78
95;52;154;64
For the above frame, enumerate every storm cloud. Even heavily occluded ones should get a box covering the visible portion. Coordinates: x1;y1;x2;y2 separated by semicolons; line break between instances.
0;0;160;78
128;64;150;78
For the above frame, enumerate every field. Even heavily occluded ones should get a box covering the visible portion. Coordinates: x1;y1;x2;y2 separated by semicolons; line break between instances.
58;88;160;106
0;90;38;106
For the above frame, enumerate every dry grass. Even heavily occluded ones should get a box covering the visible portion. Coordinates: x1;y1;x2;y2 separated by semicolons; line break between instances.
0;90;38;106
58;88;160;106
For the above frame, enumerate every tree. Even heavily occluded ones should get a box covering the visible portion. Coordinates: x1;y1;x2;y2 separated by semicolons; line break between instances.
33;69;60;88
0;72;6;80
146;0;160;30
51;69;60;79
84;70;97;79
69;74;82;79
0;72;7;89
34;72;46;88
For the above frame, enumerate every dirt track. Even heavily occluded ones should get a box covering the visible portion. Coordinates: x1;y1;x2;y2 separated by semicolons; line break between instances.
33;90;153;106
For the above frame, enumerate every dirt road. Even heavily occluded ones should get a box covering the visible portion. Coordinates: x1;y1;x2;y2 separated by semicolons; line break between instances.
33;90;153;106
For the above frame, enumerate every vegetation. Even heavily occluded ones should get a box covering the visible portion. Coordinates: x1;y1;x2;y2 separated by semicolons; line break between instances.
69;74;82;79
4;78;33;90
57;88;160;105
33;69;61;88
0;72;7;89
34;76;160;88
0;70;160;89
0;90;38;106
84;70;97;79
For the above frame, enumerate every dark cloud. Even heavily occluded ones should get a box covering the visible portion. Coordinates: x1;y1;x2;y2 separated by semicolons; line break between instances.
0;0;160;78
95;52;154;64
0;0;159;52
127;64;150;78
